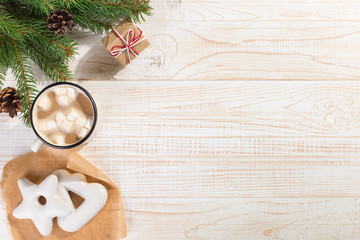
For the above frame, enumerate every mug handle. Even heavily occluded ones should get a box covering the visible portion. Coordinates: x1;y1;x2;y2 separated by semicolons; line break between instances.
31;138;44;152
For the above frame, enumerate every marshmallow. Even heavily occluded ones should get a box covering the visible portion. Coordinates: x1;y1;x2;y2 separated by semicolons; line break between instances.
55;112;66;124
52;134;66;145
59;119;73;133
66;108;81;122
84;119;92;129
46;120;57;130
54;86;77;107
37;95;51;111
57;95;70;107
78;128;88;139
75;116;87;127
67;87;77;99
36;121;47;132
53;87;67;96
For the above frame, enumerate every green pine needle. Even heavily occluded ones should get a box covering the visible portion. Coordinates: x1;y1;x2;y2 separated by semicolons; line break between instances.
8;37;38;126
0;64;7;87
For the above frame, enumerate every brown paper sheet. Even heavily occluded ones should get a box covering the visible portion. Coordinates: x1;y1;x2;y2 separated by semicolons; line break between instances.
102;20;150;67
1;148;126;240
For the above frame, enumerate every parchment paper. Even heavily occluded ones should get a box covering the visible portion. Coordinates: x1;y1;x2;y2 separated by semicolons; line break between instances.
1;148;126;240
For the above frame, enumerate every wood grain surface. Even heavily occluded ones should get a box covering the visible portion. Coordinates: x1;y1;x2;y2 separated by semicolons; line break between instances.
1;0;360;239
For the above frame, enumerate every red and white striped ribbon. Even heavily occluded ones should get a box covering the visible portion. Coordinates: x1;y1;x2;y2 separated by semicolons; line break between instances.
110;27;147;64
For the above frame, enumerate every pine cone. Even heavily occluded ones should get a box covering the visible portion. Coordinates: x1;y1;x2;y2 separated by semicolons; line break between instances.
0;87;22;118
47;9;74;37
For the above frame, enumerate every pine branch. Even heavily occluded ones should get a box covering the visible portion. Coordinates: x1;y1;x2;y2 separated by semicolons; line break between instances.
0;37;8;88
58;0;151;27
23;21;78;62
26;42;72;82
116;0;152;22
0;7;29;41
0;64;6;88
8;37;38;126
2;4;78;62
20;0;54;17
74;14;113;33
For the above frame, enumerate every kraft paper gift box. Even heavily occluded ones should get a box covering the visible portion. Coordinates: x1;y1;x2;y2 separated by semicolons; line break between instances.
102;21;150;67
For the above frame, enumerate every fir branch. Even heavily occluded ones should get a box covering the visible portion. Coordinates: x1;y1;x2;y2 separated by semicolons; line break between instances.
58;0;151;26
25;42;72;82
0;34;18;70
73;14;113;33
24;23;78;62
0;37;6;88
20;0;55;17
2;4;77;60
0;64;6;88
112;0;152;22
8;37;37;126
0;37;7;88
0;7;29;41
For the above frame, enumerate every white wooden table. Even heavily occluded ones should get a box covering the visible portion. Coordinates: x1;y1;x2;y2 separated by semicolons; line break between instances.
2;0;360;239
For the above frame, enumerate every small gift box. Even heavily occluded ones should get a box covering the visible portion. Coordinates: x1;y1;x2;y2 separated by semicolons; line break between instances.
102;21;150;67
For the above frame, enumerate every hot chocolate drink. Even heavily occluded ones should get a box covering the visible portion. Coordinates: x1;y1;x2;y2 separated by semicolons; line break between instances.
32;85;95;146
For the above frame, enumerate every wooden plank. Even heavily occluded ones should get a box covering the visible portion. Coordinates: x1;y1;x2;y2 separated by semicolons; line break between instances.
1;198;360;240
2;81;360;140
7;20;354;81
0;81;359;198
3;147;360;198
57;159;360;197
122;198;360;240
149;0;360;23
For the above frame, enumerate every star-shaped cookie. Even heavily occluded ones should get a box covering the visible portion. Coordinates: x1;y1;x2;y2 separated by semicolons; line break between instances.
13;175;73;236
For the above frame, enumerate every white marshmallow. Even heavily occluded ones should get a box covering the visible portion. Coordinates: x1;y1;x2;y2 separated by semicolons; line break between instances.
53;87;67;96
75;116;87;127
66;108;80;122
36;121;47;132
59;119;73;133
52;134;66;145
84;119;92;129
54;86;76;107
37;95;51;111
78;128;88;139
55;112;66;124
57;95;70;107
67;87;76;99
46;120;57;130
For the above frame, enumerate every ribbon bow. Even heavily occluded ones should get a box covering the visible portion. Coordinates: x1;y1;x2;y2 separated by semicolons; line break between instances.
110;27;146;64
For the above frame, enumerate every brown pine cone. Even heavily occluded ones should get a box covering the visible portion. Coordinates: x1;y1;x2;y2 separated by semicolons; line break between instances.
0;87;22;118
47;9;75;37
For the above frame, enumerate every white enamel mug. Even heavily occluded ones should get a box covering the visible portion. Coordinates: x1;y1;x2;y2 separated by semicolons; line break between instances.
30;82;98;152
